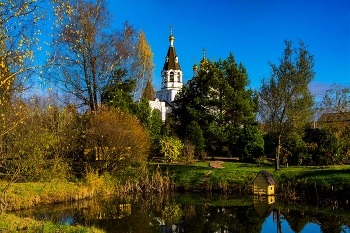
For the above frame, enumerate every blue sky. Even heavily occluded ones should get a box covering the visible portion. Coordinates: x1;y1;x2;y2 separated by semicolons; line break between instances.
109;0;350;97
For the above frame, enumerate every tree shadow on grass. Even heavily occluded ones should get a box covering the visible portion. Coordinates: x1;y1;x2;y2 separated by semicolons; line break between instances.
287;168;350;179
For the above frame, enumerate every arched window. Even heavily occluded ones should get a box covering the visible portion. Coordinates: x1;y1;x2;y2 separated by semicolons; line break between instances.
178;72;181;82
170;72;174;82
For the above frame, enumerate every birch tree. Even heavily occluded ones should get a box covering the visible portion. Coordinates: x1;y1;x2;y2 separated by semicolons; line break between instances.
48;0;136;112
0;0;73;215
130;29;155;100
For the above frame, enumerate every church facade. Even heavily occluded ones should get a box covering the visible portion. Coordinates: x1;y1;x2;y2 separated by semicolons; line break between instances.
141;27;201;121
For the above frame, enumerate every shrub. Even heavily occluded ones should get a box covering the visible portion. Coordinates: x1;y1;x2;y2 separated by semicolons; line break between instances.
200;150;209;161
282;129;341;166
1;99;73;182
86;107;150;173
316;128;339;156
283;132;308;165
255;155;267;167
160;136;184;163
181;140;195;162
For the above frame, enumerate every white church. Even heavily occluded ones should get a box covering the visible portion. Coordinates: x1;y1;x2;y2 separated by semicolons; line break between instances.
140;26;203;121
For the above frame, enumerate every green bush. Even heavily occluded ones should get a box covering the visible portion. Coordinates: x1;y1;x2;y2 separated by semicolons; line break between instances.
236;125;264;161
160;136;184;163
281;129;343;166
282;133;311;165
316;128;339;156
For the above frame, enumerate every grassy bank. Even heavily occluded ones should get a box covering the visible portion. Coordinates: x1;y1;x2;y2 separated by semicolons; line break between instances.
0;212;104;233
0;165;172;231
2;160;350;231
154;160;350;199
1;172;115;211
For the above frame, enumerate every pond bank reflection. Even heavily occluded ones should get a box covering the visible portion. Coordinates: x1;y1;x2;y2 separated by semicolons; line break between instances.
15;193;350;232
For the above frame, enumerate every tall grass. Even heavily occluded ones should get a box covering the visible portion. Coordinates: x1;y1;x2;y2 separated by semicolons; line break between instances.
115;164;175;194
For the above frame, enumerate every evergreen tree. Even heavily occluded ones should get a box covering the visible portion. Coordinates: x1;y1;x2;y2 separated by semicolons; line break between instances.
172;53;260;157
101;68;136;113
185;121;205;157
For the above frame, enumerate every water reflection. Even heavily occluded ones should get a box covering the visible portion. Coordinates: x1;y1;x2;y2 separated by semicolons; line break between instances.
15;194;350;233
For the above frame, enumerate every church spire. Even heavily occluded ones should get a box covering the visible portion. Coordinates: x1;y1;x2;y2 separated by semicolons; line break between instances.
169;25;175;46
158;26;183;104
142;79;156;101
163;25;181;71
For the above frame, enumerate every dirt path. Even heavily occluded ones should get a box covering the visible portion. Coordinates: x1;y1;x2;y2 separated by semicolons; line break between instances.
209;161;225;169
194;171;213;192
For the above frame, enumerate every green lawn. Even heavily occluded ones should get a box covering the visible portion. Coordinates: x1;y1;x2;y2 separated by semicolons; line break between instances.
153;160;350;192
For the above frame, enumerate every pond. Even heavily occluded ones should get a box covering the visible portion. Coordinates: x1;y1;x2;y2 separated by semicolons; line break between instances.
15;193;350;232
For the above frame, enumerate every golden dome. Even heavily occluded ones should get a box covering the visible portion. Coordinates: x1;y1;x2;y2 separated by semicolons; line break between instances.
193;63;199;70
199;57;207;67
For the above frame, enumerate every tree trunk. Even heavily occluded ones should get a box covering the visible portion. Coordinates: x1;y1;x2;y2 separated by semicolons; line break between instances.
277;209;282;233
275;136;281;171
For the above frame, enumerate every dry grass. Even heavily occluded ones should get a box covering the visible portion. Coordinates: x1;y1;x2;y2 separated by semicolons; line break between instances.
115;165;174;194
0;212;105;232
1;174;115;211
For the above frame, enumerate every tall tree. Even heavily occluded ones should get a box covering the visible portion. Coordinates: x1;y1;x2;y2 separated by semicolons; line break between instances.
259;40;315;171
130;29;155;101
0;0;73;214
172;53;260;157
48;0;136;112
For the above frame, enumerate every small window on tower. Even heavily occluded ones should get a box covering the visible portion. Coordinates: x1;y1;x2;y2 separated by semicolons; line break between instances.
170;72;174;82
175;56;178;63
178;72;181;82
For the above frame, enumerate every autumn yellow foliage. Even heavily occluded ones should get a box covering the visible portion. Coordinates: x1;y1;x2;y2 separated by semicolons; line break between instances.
87;107;150;172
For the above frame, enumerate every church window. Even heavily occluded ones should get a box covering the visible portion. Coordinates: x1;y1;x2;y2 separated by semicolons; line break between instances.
170;72;174;82
178;72;181;82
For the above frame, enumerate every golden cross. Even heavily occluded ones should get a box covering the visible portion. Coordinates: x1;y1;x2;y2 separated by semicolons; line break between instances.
195;57;197;64
202;48;206;57
170;25;173;34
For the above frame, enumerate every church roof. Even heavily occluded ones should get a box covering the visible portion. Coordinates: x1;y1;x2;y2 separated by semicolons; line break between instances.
142;79;156;101
318;112;350;123
163;46;181;71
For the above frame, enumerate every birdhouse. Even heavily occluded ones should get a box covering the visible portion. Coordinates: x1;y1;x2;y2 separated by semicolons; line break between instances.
252;170;276;195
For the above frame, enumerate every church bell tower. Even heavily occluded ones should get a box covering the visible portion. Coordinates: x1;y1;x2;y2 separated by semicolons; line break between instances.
157;26;183;104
